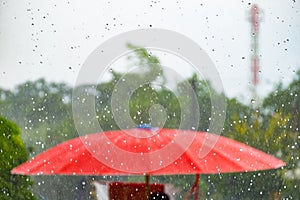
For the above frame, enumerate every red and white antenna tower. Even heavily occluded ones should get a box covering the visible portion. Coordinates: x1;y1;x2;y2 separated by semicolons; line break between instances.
249;4;262;104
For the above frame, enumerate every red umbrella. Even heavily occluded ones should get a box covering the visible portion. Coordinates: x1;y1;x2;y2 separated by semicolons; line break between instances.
12;128;285;199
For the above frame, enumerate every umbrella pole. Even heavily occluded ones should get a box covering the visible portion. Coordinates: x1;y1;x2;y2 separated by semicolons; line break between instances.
194;175;200;200
183;174;200;200
192;174;200;200
145;174;150;200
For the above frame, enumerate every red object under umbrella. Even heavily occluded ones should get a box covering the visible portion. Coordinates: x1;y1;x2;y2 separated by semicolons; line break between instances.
12;128;285;199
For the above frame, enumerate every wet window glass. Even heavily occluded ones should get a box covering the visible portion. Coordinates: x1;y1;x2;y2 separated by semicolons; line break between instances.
0;1;299;199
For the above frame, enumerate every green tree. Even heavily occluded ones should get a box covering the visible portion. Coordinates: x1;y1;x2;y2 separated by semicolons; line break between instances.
263;70;300;131
262;70;300;199
0;116;36;200
208;111;287;199
205;68;300;199
0;80;81;200
2;79;75;155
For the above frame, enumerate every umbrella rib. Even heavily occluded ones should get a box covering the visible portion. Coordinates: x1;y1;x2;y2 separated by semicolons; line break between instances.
182;137;280;173
202;139;283;172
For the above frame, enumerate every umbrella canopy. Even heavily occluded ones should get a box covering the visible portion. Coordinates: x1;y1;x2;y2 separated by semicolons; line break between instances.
12;128;285;175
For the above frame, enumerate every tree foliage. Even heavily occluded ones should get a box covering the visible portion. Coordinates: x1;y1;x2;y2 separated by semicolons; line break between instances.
0;116;36;200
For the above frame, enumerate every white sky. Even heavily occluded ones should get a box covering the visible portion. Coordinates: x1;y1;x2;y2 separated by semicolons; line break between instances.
0;0;299;102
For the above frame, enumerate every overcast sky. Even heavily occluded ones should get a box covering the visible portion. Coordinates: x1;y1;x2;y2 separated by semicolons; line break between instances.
0;0;299;102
